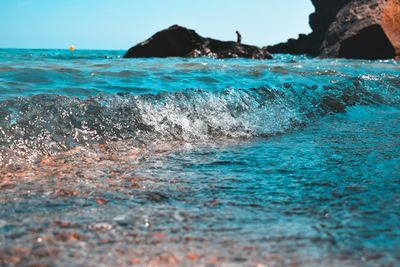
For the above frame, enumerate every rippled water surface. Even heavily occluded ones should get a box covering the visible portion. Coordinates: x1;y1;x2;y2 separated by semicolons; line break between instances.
0;49;399;266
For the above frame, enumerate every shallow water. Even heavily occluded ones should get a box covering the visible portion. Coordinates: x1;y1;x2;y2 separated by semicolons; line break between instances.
0;49;399;266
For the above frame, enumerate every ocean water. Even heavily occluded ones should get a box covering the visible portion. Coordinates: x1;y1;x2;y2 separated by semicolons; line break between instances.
0;49;399;266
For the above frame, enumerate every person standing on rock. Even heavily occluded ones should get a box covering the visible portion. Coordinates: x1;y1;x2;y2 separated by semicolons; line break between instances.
236;31;242;45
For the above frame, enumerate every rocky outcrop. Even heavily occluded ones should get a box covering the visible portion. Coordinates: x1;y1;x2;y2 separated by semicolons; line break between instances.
320;0;400;59
124;25;272;59
268;0;352;56
268;0;400;59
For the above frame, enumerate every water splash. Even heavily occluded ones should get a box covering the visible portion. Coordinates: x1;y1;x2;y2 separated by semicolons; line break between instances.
0;75;399;165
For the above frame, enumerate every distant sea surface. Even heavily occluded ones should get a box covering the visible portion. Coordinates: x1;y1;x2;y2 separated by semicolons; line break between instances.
0;49;399;266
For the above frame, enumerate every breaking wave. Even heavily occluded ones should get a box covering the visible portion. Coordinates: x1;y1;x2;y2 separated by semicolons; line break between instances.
0;74;399;165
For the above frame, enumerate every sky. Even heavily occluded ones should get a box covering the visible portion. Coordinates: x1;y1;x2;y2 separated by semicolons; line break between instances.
0;0;314;50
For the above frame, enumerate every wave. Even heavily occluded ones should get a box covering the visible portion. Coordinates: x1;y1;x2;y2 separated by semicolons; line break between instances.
0;76;399;165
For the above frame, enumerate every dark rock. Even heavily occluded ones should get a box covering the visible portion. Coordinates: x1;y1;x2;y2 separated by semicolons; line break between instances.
320;0;400;59
124;25;272;59
268;0;400;60
268;0;352;56
144;191;169;202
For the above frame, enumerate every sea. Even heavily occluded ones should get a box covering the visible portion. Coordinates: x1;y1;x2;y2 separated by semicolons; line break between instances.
0;49;399;267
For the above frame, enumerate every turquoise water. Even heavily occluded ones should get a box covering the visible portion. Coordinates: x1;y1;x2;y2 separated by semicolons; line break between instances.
0;49;399;266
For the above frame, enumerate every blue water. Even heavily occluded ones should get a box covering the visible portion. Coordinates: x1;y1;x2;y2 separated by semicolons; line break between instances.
0;49;399;266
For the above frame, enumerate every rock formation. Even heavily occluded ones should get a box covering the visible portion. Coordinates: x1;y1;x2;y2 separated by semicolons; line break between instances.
124;25;272;59
268;0;352;56
268;0;400;59
321;0;400;59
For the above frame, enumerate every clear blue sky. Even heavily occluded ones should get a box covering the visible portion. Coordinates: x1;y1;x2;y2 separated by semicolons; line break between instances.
0;0;314;50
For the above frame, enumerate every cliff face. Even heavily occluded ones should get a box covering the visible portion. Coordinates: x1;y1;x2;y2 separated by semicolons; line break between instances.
320;0;400;59
268;0;399;59
124;25;272;59
309;0;353;39
268;0;352;56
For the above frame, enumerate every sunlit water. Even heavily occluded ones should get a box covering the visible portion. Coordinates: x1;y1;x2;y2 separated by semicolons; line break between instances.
0;49;399;266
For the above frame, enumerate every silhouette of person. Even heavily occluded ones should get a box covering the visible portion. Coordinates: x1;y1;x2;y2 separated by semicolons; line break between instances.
236;31;242;45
